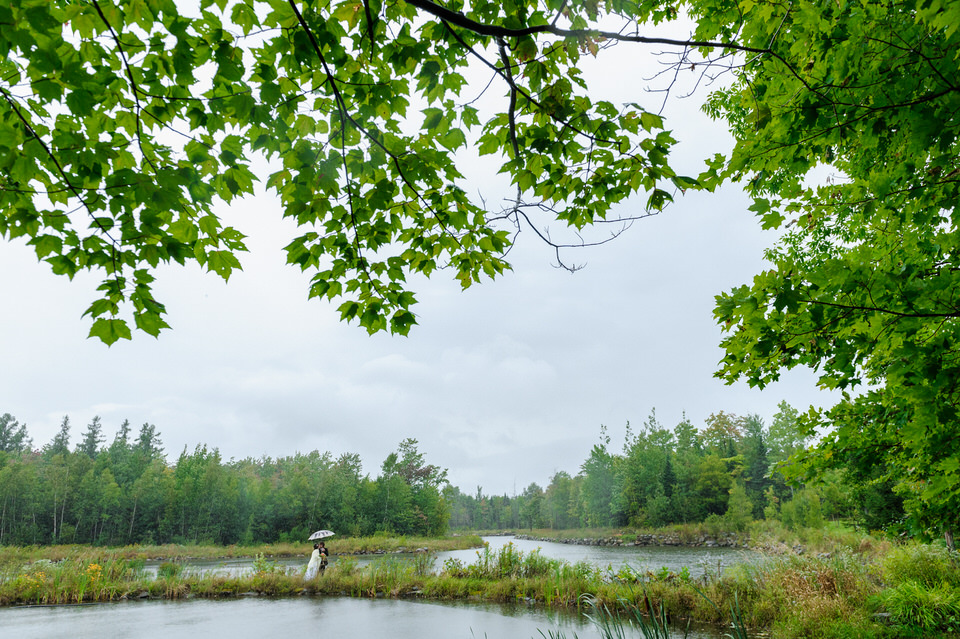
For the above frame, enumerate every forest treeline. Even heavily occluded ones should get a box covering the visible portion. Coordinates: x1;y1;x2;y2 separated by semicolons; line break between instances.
447;405;903;534
0;414;448;545
0;404;904;546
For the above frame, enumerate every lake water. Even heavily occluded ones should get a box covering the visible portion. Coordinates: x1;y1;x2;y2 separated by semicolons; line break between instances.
0;593;726;639
145;535;760;579
439;536;758;578
4;536;756;638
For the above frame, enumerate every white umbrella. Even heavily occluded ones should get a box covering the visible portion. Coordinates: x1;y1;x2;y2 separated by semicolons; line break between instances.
308;529;335;540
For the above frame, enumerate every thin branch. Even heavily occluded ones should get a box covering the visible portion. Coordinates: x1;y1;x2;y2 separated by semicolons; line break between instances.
91;0;157;173
406;0;814;91
440;21;629;156
496;38;521;161
0;86;119;251
797;297;960;319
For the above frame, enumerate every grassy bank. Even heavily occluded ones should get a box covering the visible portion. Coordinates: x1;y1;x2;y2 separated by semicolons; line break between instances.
2;535;959;638
500;519;882;555
0;534;482;564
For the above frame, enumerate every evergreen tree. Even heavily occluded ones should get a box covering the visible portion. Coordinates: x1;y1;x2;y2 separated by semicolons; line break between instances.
77;416;105;459
661;455;676;500
740;414;771;517
44;415;71;458
106;420;135;485
112;419;131;448
134;423;164;460
0;413;32;454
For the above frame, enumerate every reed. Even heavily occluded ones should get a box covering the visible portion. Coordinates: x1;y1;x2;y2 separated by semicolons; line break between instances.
0;535;482;565
508;521;882;556
3;535;959;637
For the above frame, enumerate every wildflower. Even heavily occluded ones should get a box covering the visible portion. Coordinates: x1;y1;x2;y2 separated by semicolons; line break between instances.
86;563;103;582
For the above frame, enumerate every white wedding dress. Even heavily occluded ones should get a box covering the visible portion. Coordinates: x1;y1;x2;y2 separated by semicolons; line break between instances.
304;548;321;580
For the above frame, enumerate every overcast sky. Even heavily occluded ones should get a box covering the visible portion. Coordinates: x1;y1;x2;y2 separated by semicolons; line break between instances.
0;26;839;496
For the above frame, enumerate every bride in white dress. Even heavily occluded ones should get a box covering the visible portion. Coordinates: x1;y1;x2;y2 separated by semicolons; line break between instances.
304;544;321;580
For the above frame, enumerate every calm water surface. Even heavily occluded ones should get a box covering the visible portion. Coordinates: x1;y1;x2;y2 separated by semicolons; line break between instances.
0;596;724;638
5;536;753;638
150;535;760;579
440;536;760;577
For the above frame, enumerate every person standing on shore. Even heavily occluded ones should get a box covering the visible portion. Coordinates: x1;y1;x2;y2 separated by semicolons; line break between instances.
318;541;329;574
305;543;321;580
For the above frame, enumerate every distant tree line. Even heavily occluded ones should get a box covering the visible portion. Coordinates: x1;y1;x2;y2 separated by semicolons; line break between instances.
0;404;907;546
445;404;905;535
0;413;447;545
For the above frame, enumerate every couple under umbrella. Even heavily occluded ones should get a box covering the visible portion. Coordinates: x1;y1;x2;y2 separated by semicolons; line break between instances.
305;530;333;579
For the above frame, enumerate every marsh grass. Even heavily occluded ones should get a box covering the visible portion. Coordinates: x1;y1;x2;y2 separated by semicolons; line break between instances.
330;554;359;577
1;556;156;604
0;535;481;565
873;543;960;634
513;521;881;557
157;561;184;579
4;534;960;637
878;581;960;630
881;543;960;588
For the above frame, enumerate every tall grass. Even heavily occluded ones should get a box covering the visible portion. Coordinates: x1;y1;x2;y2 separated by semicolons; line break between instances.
881;543;960;588
0;534;482;565
874;543;960;634
5;533;960;637
1;556;153;604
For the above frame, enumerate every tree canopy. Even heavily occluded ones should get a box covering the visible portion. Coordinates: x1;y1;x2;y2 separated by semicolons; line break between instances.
707;0;960;541
5;1;960;536
3;0;699;343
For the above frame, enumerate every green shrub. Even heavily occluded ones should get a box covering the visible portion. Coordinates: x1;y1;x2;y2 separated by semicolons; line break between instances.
882;544;960;588
251;553;281;576
878;581;960;630
157;561;183;579
331;555;358;577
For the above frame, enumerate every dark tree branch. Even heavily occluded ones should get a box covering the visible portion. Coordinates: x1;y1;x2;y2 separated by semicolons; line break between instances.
798;297;960;319
362;0;378;53
0;86;119;251
496;38;521;162
91;0;157;173
286;0;466;281
440;21;634;157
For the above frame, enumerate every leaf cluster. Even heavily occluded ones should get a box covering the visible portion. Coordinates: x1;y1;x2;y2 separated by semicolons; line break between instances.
706;0;960;534
2;0;692;340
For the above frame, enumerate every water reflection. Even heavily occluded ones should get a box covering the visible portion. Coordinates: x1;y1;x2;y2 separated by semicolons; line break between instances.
1;596;724;639
144;535;760;580
440;536;759;578
5;536;751;638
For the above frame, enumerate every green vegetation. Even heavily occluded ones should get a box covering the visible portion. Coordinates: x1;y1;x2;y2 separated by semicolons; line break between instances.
0;418;449;545
703;0;960;547
4;0;960;554
447;408;907;547
3;537;960;638
0;535;480;565
0;405;913;549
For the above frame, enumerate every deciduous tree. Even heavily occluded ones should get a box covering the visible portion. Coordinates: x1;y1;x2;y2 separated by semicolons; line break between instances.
3;0;698;342
7;0;958;539
710;0;960;541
